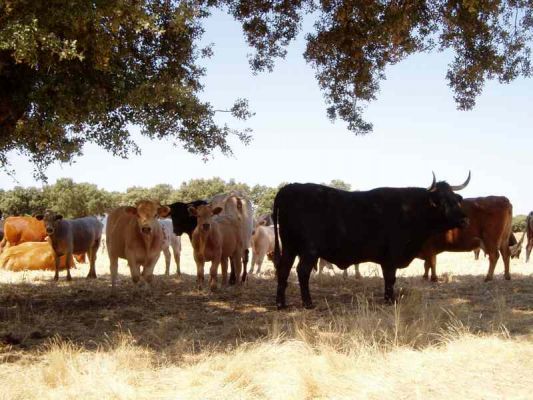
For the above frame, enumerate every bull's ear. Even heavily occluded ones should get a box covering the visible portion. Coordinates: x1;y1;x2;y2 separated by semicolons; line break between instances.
158;206;171;218
55;214;63;221
34;214;44;220
187;206;198;216
125;206;138;216
212;207;223;215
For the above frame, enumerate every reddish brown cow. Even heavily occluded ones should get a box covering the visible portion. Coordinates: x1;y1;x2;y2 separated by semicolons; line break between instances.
418;196;513;282
0;241;75;271
189;204;245;290
0;216;46;253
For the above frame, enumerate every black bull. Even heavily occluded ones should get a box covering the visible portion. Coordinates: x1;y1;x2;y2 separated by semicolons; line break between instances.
273;174;470;309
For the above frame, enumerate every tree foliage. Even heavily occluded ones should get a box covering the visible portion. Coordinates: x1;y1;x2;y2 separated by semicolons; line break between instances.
2;0;532;176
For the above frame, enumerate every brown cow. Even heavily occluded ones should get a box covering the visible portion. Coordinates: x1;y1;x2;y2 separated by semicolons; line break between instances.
106;201;169;287
419;196;513;282
0;216;46;253
526;212;533;262
36;211;103;281
189;204;245;290
473;232;523;260
0;241;75;271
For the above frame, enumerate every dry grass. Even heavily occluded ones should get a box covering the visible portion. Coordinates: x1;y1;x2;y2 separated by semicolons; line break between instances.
1;236;533;399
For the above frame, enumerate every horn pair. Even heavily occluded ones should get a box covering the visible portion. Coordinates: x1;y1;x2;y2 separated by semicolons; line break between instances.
428;171;471;191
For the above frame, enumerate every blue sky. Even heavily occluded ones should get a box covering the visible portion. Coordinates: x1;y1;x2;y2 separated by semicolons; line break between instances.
1;10;532;214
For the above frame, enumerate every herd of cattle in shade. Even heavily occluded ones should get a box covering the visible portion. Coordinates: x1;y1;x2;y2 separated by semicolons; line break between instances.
0;173;533;309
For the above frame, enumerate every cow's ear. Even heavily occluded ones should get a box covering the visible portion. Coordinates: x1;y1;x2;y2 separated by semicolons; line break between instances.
187;206;198;216
55;214;63;221
259;220;266;226
34;214;44;220
212;207;223;215
158;206;171;218
125;206;138;216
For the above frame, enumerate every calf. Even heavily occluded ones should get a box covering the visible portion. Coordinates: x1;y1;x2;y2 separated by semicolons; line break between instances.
106;201;169;287
0;241;75;271
189;204;245;290
250;223;275;274
159;219;182;276
36;211;103;280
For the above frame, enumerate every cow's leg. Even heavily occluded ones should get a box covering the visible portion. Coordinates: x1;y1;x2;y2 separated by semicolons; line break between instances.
276;250;297;310
229;258;236;285
296;254;318;309
53;254;60;281
484;251;500;282
195;258;205;289
255;253;265;274
381;264;397;303
232;252;244;286
422;255;437;281
127;257;141;285
249;251;257;274
109;255;119;288
343;268;348;279
221;257;229;286
209;258;220;291
0;238;7;254
526;239;533;263
163;247;171;276
241;249;249;283
87;246;97;279
354;264;362;279
65;252;73;281
173;247;181;276
141;258;158;286
500;242;511;280
474;248;480;260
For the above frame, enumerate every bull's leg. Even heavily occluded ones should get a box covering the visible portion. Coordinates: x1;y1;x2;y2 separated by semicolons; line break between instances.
484;251;500;282
163;247;171;276
241;249;249;283
296;255;318;309
109;255;119;288
221;257;229;286
173;247;181;276
65;252;72;281
500;243;511;280
526;239;533;263
276;250;297;310
354;264;362;279
87;246;97;279
381;265;397;303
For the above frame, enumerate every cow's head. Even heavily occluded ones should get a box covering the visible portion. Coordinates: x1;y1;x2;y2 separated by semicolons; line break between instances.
126;200;170;235
35;210;63;236
162;200;207;236
188;204;223;234
427;172;470;230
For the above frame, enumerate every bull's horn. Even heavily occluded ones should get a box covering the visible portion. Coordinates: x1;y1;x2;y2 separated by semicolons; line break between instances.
428;171;437;191
450;171;471;191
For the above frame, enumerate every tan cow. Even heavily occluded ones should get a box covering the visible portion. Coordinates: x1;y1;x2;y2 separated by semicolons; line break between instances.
0;241;75;271
106;201;169;287
249;223;275;274
159;219;182;276
188;204;245;290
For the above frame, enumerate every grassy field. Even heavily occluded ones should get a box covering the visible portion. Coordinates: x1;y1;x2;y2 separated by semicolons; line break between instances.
1;236;533;399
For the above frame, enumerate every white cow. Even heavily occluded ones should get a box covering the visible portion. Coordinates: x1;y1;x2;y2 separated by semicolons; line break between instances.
159;219;182;276
317;258;361;279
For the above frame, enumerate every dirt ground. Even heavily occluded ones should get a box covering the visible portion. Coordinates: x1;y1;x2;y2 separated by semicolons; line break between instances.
1;235;532;364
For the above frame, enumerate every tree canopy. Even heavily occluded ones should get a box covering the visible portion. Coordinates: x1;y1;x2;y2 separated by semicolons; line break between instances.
2;1;532;177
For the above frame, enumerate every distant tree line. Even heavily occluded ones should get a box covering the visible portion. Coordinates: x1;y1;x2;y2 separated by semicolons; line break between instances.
0;178;352;219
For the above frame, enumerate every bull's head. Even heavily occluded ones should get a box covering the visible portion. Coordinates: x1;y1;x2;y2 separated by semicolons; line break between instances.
188;204;223;233
427;172;471;231
126;200;170;235
35;210;63;236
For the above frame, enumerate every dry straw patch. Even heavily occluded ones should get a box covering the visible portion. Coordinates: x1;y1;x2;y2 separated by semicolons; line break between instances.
1;236;533;399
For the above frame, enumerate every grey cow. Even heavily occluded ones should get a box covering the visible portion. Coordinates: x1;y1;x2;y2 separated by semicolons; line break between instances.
36;211;103;281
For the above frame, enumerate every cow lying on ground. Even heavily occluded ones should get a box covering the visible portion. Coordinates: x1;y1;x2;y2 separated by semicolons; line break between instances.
418;196;514;282
526;212;533;263
188;204;245;290
249;222;275;274
36;211;103;281
0;241;75;271
106;201;169;287
0;216;46;254
316;259;361;279
159;219;182;276
273;173;470;308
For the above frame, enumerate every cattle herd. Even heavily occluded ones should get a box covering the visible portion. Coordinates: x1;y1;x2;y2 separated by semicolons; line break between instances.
0;173;532;310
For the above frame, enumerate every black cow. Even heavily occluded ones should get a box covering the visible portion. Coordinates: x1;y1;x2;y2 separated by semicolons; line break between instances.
273;173;470;309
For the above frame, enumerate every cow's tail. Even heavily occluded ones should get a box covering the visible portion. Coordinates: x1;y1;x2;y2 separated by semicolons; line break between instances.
273;193;281;270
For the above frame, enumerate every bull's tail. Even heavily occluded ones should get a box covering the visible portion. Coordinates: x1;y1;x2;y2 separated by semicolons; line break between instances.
273;193;281;269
